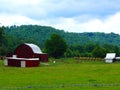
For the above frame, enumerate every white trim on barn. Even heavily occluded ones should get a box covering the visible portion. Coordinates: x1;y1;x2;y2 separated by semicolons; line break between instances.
6;57;39;60
4;59;8;66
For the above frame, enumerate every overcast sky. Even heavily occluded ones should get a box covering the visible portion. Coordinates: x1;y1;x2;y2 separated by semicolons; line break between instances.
0;0;120;34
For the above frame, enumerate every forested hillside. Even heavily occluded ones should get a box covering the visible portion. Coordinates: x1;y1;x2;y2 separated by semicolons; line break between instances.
1;25;120;57
4;25;120;47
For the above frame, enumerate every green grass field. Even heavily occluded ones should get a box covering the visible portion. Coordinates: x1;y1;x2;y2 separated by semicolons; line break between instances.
0;58;120;90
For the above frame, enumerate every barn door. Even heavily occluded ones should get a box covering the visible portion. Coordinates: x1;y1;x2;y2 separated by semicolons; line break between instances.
4;59;8;66
21;61;26;67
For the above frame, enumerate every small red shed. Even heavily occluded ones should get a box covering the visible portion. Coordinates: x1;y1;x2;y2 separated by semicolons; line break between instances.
4;43;48;67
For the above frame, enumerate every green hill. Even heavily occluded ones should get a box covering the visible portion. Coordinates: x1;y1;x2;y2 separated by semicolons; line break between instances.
4;25;120;47
1;25;120;57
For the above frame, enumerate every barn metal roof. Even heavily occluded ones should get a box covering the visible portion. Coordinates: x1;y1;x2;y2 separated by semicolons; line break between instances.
105;53;116;59
25;43;42;54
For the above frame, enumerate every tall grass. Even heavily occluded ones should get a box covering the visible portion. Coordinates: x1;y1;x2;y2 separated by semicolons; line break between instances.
0;59;120;90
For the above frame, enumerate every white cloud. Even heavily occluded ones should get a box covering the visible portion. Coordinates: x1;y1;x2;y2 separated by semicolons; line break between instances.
1;12;120;34
1;0;120;19
0;14;40;26
84;12;120;34
51;12;120;34
0;0;120;34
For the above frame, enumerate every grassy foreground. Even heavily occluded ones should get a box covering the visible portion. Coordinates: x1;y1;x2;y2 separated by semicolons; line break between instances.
0;58;120;90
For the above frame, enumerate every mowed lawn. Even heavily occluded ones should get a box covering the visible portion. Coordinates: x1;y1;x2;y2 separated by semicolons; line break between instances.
0;59;120;90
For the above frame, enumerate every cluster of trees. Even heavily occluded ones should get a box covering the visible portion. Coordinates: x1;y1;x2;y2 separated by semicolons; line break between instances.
4;25;120;47
65;43;120;58
0;26;30;56
1;25;120;59
44;34;120;58
0;26;8;55
44;34;67;58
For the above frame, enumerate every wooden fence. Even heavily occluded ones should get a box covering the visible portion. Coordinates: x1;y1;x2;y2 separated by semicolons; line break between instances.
0;56;5;60
74;57;104;61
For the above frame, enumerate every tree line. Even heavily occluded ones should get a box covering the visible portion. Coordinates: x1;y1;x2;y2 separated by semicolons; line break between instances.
0;25;120;58
44;34;120;58
4;25;120;47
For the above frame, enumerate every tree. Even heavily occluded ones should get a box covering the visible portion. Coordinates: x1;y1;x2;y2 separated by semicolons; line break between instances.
64;48;73;57
85;42;96;52
0;26;4;44
92;45;106;58
44;34;67;58
0;44;8;56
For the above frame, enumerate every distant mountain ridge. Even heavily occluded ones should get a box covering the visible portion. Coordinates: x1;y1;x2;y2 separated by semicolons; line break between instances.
4;25;120;47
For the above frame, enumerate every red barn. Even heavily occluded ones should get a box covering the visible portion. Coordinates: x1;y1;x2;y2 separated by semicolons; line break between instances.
4;43;48;67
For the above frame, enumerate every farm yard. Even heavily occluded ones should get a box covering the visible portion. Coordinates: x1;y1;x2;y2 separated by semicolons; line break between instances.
0;0;120;89
1;26;120;89
0;58;120;90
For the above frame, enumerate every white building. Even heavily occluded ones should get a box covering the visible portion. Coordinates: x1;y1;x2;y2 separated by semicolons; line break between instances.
104;53;116;63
